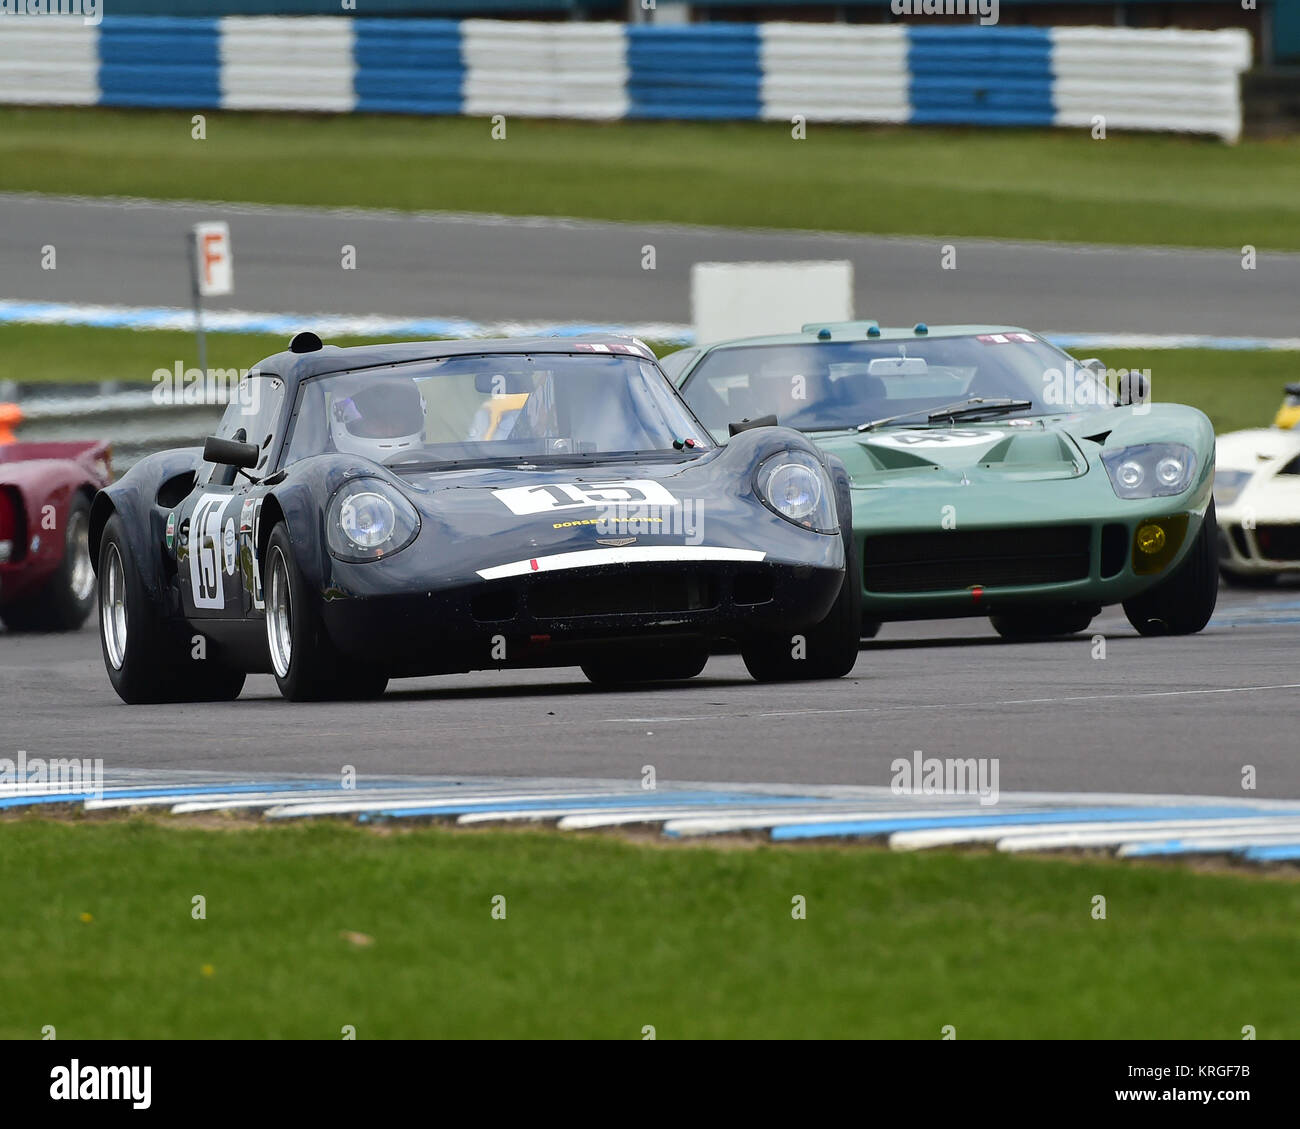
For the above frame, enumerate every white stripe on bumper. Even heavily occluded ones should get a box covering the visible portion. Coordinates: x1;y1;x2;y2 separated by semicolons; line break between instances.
476;546;766;581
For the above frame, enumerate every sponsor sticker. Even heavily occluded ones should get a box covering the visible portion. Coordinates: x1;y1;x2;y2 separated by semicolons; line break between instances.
976;332;1035;344
865;429;1002;449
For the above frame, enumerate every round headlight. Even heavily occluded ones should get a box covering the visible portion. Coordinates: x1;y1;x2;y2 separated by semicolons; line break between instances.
339;491;395;549
1155;456;1184;487
765;462;822;522
1117;460;1144;489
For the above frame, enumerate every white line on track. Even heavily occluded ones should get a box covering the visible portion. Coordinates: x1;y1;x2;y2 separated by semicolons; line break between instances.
599;683;1300;727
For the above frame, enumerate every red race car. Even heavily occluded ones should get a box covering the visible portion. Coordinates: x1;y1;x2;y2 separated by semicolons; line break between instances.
0;404;112;631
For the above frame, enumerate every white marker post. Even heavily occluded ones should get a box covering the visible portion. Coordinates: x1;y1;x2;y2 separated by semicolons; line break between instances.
188;222;233;379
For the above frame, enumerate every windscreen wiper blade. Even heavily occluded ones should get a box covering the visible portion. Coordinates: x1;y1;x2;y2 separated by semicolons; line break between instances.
928;398;1033;423
859;397;1011;432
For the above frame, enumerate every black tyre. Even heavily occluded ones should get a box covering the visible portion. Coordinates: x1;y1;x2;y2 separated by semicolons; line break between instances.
263;522;388;701
742;478;861;683
990;605;1097;639
860;619;881;641
1123;502;1220;636
581;644;708;686
1;492;96;632
97;512;245;703
1219;568;1275;589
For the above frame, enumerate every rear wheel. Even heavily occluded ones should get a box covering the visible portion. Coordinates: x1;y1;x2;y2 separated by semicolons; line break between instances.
581;644;708;686
990;605;1097;639
1;492;96;632
97;512;245;703
265;523;388;701
1123;502;1220;636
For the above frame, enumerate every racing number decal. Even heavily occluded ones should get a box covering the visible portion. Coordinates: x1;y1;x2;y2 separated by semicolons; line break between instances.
492;480;679;516
866;429;1002;450
190;493;233;610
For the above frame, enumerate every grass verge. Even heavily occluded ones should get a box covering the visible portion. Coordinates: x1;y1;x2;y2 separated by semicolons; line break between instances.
3;108;1299;249
2;817;1296;1039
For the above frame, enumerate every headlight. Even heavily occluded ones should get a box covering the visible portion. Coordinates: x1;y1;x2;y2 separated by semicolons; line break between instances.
1102;443;1196;499
1213;469;1252;506
326;478;420;562
755;451;838;533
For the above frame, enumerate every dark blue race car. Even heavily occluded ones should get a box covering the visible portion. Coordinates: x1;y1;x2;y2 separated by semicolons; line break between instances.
92;334;859;702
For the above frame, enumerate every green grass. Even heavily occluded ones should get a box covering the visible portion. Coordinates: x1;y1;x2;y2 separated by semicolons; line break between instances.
2;818;1295;1039
1;323;1288;434
5;107;1300;249
0;324;419;387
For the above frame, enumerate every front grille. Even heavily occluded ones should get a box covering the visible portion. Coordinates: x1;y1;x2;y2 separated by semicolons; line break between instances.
864;526;1092;593
527;572;719;618
1253;525;1300;562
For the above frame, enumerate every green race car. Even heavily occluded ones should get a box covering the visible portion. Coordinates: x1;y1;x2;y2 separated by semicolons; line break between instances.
669;322;1217;649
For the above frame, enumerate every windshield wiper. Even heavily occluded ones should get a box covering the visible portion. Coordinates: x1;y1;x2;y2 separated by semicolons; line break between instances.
858;397;1033;432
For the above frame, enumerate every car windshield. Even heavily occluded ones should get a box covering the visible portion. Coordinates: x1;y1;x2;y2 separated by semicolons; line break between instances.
681;334;1114;435
282;351;712;469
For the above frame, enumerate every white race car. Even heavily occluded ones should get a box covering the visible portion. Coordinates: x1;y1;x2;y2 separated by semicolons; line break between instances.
1214;383;1300;585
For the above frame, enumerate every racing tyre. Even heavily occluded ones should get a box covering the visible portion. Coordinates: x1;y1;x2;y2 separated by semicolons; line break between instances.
264;522;387;701
1219;568;1275;589
990;605;1097;639
1123;502;1219;636
742;478;861;682
98;512;245;703
1;492;96;632
581;644;709;686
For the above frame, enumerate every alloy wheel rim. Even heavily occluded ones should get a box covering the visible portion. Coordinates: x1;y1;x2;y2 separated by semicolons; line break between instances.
100;542;127;670
266;548;293;679
68;509;94;602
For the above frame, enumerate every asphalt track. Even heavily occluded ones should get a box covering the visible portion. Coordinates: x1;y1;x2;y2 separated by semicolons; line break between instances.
3;193;1299;337
4;586;1298;799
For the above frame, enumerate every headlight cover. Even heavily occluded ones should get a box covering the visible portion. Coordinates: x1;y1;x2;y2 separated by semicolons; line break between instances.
1212;469;1252;506
754;451;839;533
326;478;420;562
1102;443;1197;500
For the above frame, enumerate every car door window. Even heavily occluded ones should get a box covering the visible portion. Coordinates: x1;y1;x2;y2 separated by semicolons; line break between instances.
200;375;286;486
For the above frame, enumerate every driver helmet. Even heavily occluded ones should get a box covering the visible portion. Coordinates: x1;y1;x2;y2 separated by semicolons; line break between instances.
328;379;425;460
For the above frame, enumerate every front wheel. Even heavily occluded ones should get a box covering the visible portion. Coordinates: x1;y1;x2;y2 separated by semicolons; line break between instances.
581;643;708;686
990;606;1096;639
1219;568;1275;589
743;528;862;683
264;523;388;701
1123;502;1219;636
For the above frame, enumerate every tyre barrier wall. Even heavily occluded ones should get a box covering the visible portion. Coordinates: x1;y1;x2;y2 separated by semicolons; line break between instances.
0;17;1252;140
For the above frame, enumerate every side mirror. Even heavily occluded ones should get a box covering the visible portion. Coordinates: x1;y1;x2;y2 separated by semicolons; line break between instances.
203;435;260;469
729;414;779;437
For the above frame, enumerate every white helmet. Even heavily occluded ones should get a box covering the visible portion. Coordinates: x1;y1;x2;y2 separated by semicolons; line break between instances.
328;379;426;461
